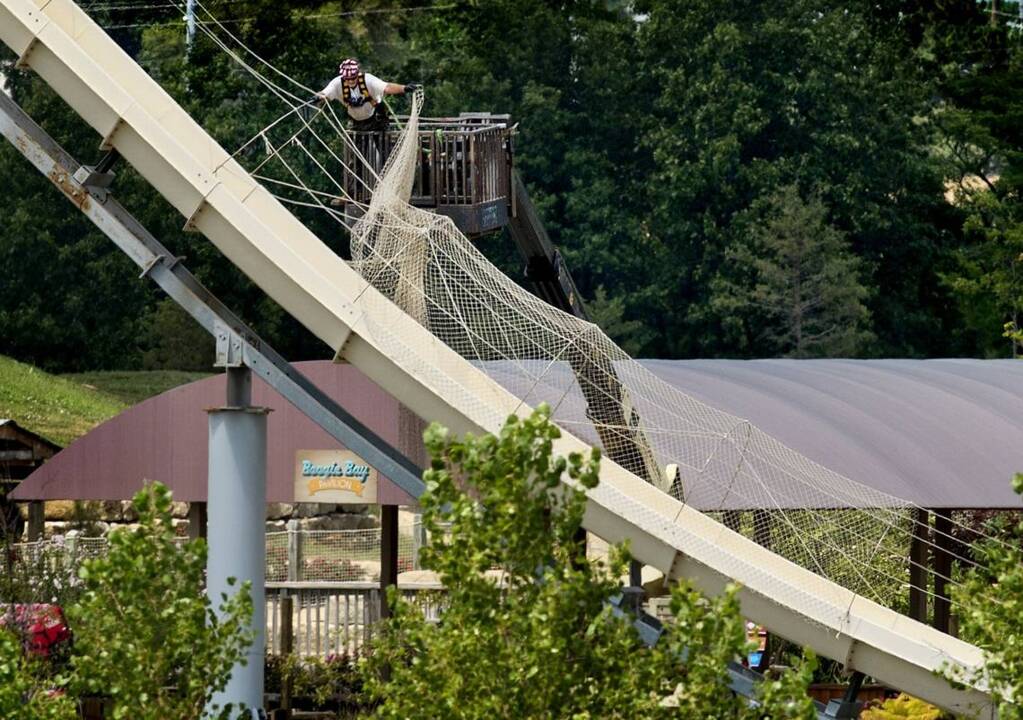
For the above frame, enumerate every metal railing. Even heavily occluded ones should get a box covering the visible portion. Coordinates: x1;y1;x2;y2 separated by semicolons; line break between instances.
342;116;513;210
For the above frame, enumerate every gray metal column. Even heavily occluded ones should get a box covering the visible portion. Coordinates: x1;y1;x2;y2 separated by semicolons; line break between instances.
206;368;269;718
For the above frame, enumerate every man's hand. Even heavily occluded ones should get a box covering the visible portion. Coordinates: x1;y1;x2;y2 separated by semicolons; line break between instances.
404;83;421;94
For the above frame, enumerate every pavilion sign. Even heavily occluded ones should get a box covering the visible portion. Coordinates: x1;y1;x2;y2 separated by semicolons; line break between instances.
294;449;378;504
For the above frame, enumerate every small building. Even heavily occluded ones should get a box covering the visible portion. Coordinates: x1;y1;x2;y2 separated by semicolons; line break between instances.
0;419;61;539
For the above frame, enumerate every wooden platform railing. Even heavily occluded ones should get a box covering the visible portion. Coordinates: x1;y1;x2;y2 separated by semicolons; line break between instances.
341;118;511;212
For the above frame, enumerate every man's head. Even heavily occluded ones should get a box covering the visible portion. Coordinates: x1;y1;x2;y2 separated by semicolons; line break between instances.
339;58;360;80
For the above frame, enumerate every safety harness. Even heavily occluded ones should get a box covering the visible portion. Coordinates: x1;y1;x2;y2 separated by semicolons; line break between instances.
342;73;377;109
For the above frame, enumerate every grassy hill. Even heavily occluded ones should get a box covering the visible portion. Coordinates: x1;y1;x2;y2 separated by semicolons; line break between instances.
0;356;125;446
0;356;212;446
63;369;212;406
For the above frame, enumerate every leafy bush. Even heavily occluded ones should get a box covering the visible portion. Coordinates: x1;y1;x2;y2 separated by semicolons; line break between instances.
267;653;370;712
0;628;75;720
67;482;254;720
949;473;1023;719
861;693;947;719
365;405;816;719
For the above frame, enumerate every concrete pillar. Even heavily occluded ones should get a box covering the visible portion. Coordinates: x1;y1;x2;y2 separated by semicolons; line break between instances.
205;367;269;719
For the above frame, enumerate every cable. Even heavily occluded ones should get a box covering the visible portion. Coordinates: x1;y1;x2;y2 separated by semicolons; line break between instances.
98;1;460;30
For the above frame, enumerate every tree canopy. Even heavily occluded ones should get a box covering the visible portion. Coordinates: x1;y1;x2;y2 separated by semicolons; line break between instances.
1;0;1021;368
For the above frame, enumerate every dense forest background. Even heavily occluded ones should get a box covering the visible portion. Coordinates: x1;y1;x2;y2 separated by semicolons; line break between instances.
0;0;1020;371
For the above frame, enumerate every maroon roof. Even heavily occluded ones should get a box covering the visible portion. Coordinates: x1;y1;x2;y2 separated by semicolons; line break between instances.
11;362;419;504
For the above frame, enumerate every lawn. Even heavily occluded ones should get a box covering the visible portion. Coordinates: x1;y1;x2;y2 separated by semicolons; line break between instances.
0;355;125;446
63;369;212;406
0;356;212;446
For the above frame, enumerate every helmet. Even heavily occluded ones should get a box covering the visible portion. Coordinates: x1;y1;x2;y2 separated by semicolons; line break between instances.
339;58;360;80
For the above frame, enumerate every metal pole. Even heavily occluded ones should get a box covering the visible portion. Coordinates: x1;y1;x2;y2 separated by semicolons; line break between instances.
186;0;196;51
206;367;269;719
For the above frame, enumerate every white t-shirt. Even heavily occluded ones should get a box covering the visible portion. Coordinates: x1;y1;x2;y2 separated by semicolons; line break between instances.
320;73;387;122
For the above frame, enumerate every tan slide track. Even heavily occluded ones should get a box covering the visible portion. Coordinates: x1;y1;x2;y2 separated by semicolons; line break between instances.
0;0;995;715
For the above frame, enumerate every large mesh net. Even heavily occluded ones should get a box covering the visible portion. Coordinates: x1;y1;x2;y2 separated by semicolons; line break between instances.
180;2;1006;625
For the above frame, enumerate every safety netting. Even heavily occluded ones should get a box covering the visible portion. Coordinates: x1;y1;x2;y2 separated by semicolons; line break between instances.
178;1;1005;621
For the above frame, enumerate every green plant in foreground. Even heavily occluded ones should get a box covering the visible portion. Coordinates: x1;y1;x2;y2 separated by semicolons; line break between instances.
860;693;947;720
365;405;816;719
0;629;75;720
66;482;254;720
949;473;1023;719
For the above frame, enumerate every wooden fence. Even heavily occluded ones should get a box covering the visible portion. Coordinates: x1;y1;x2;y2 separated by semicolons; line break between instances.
265;580;444;657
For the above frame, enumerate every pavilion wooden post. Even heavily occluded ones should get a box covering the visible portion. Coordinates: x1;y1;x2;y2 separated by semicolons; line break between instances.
26;500;44;542
932;509;954;634
909;508;929;623
276;595;294;720
187;501;207;540
380;505;399;619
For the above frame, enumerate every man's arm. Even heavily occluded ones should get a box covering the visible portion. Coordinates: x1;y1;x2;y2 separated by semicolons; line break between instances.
384;82;407;96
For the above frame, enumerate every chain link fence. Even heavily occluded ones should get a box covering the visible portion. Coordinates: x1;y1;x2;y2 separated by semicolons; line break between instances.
7;522;426;589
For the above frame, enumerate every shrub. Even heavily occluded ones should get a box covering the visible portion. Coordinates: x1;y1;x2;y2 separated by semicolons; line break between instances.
365;406;816;719
67;482;254;720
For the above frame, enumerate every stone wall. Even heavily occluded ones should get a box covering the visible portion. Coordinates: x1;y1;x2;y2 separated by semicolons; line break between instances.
19;499;379;539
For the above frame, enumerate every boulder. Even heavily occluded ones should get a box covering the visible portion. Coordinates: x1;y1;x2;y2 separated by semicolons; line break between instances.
265;520;287;534
43;501;76;521
265;503;294;520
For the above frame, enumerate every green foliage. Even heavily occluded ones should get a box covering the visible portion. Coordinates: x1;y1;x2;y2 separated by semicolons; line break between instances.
365;405;815;719
587;286;655;358
0;354;125;446
0;629;75;720
860;693;947;720
4;0;1019;368
712;185;872;357
67;482;254;720
949;473;1023;719
265;653;368;712
139;298;216;372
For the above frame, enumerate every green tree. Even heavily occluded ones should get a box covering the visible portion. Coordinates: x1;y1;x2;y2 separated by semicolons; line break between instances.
140;297;215;371
950;473;1023;719
899;0;1023;357
621;0;956;358
366;405;816;719
67;482;253;720
712;185;872;357
0;630;76;720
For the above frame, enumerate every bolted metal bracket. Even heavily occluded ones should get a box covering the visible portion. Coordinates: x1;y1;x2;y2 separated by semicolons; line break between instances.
214;320;244;368
72;150;119;202
824;671;866;718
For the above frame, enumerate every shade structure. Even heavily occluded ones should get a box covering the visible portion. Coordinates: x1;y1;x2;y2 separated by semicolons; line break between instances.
12;358;1023;510
11;362;418;505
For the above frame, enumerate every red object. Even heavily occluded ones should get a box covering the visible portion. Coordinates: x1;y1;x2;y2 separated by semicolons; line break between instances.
0;604;71;657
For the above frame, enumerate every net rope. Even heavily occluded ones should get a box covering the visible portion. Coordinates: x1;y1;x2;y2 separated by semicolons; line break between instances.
171;6;1012;623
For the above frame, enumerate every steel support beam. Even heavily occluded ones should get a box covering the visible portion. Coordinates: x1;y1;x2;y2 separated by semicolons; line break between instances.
0;90;425;501
206;386;269;718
